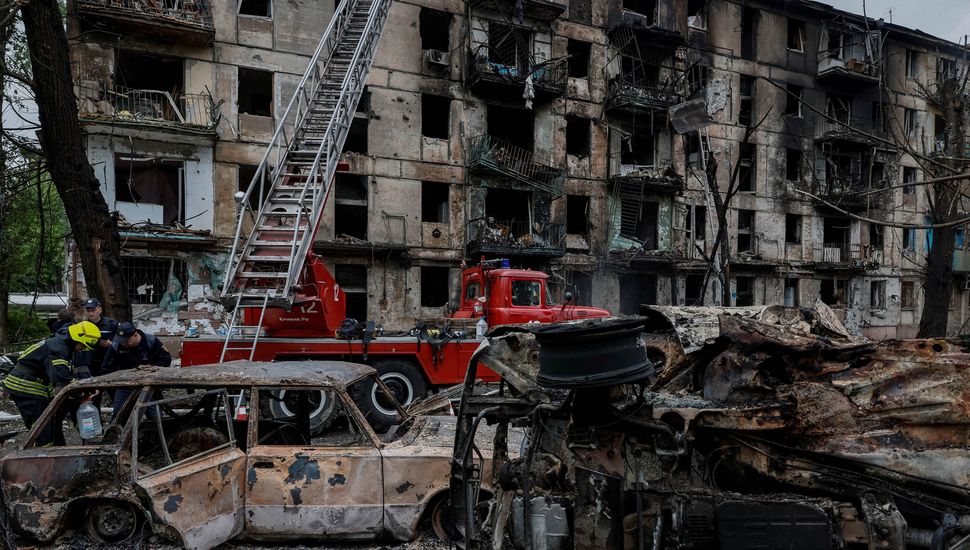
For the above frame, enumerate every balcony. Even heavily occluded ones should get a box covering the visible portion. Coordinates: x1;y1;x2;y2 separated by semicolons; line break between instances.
817;56;879;90
75;0;214;46
810;242;879;270
467;135;564;196
609;165;684;194
814;116;885;147
466;218;565;257
467;49;567;103
466;0;565;21
606;76;686;114
814;178;880;212
77;85;216;134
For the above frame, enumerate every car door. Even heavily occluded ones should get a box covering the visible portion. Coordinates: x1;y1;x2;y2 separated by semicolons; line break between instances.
131;388;246;550
245;386;384;539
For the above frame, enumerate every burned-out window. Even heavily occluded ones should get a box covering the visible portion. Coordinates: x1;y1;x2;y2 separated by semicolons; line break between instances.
737;209;755;253
906;49;921;79
334;174;368;240
903;228;916;251
567;40;591;78
511;280;541;307
687;64;709;97
685;132;707;170
901;280;916;309
488;23;531;72
114;50;184;106
784;84;802;117
870;280;886;309
566;116;591;156
256;388;370;447
133;388;236;476
903;166;917;195
740;8;757;61
239;0;271;17
785;214;802;244
421;266;450;308
904;108;919;137
738;144;755;192
785;279;799;307
487;105;534;151
787;19;805;51
621;125;655;167
121;256;187;305
686;205;706;243
421;94;450;139
344;87;370;154
684;275;704;306
739;75;754;127
735;277;754;306
820;278;847;307
237;164;268;212
238;67;273;117
421;181;449;223
622;0;656;22
334;264;367;321
786;148;802;181
687;0;706;29
938;57;957;83
566;195;589;235
419;8;450;51
869;222;884;247
114;155;184;225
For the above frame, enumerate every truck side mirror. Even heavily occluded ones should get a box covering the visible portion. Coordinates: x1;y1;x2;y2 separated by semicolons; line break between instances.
564;291;573;304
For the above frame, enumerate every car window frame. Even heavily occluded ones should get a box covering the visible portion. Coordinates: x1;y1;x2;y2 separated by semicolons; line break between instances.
22;384;145;449
250;384;383;449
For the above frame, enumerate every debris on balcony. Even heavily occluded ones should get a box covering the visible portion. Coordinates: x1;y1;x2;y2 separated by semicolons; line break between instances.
76;84;217;133
466;217;565;255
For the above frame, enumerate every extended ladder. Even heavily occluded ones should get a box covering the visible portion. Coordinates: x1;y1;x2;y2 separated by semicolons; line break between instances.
219;0;392;360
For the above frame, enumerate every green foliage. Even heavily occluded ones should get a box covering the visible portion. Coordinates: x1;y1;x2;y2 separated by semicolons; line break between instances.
5;305;51;344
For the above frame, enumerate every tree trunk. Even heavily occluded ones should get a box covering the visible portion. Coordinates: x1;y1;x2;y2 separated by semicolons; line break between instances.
20;0;131;320
917;79;966;337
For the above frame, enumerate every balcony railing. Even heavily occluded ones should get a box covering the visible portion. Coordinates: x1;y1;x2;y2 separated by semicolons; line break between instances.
809;242;880;267
467;135;564;196
815;116;885;142
467;50;568;99
78;85;216;132
466;218;565;255
75;0;214;43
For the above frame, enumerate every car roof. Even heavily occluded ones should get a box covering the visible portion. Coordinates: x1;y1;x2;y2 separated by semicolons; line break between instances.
70;360;376;390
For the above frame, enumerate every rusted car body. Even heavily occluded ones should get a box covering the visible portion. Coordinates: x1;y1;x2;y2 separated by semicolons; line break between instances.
0;361;491;549
452;309;970;550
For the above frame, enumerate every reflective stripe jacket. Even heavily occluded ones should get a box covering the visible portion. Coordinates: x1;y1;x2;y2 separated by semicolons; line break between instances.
3;330;78;398
73;315;118;377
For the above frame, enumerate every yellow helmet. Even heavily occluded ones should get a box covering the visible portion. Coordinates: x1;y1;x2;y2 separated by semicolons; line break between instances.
68;321;100;351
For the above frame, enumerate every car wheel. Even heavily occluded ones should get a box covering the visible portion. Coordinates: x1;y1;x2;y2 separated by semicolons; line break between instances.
86;500;139;544
429;494;454;543
354;360;428;431
267;389;337;435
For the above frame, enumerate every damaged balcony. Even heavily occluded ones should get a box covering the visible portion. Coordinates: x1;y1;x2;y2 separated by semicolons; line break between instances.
609;166;684;194
74;0;214;46
810;242;878;270
816;24;881;90
814;116;885;146
465;0;566;22
812;177;880;212
467;134;564;196
465;218;565;257
466;47;567;103
77;85;216;135
605;29;688;115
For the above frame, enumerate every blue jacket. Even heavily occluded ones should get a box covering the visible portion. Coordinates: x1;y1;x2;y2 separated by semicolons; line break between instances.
102;330;172;373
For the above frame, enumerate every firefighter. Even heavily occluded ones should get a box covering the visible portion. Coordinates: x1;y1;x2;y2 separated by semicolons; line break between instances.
2;321;101;447
75;298;119;378
105;322;172;416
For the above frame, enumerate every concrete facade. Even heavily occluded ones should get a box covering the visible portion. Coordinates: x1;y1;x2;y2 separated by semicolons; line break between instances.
65;0;968;340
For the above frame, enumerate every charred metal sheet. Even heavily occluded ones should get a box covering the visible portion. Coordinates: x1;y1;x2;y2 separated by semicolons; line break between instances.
136;447;246;550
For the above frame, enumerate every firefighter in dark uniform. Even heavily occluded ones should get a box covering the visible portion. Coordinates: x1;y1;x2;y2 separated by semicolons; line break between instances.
75;298;119;378
2;321;101;446
105;322;172;416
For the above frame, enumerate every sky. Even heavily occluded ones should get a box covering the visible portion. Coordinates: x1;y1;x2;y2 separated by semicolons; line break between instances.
823;0;970;44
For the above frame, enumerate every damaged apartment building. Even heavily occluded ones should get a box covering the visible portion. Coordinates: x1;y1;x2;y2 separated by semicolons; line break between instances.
65;0;967;340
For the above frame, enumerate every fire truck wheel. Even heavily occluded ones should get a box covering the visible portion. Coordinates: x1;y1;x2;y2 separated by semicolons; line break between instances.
267;389;337;435
356;360;428;430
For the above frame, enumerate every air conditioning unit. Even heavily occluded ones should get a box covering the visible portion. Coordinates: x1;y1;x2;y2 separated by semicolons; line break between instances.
425;49;450;67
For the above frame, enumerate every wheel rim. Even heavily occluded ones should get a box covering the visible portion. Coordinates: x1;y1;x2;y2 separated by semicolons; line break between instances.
371;373;414;416
277;389;328;419
430;498;452;542
88;502;137;543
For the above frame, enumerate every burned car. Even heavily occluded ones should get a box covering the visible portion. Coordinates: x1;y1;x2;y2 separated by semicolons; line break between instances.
452;309;970;550
0;360;490;549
